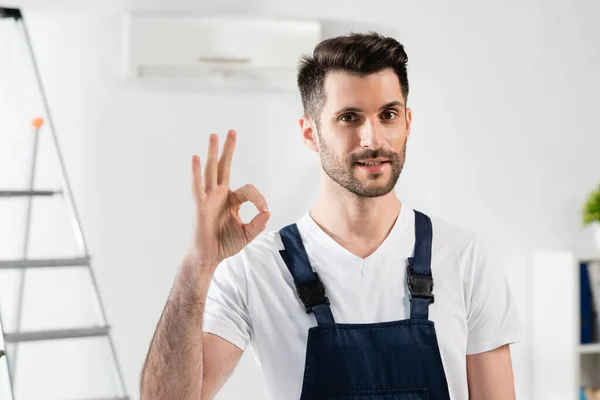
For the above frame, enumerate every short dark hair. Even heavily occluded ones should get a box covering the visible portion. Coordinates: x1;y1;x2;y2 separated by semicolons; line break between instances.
297;32;409;123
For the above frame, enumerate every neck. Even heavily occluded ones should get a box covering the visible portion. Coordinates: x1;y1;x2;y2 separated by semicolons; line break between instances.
310;174;402;251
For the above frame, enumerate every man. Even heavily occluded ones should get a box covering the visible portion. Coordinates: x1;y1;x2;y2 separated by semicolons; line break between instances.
140;32;522;400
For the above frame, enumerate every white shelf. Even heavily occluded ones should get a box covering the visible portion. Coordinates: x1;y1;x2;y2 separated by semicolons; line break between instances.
580;343;600;355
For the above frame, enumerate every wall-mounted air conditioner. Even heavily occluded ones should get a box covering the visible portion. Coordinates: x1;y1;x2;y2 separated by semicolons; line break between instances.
122;13;322;91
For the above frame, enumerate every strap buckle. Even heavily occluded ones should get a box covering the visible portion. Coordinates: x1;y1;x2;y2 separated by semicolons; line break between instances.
407;264;435;304
296;273;330;313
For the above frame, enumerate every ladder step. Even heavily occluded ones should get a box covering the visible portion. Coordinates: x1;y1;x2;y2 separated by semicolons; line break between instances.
0;257;90;269
3;326;110;343
0;190;62;197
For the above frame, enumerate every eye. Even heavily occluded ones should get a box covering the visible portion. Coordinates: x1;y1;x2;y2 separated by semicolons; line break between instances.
381;110;398;120
339;113;358;123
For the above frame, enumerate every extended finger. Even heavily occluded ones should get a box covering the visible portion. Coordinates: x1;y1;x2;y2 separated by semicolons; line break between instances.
217;129;237;186
232;184;269;213
191;155;206;201
204;134;219;190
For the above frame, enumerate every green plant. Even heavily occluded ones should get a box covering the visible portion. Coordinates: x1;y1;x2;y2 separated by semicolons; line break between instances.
583;183;600;225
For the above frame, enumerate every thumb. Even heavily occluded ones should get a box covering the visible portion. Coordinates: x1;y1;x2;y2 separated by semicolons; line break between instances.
244;211;271;242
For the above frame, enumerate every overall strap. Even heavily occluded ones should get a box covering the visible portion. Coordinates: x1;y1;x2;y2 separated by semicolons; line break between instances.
279;223;335;326
407;210;435;320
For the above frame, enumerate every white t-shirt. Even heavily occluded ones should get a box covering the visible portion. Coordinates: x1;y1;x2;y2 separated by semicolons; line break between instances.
202;206;522;400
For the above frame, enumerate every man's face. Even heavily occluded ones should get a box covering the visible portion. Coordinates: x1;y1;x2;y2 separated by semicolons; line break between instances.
311;68;412;198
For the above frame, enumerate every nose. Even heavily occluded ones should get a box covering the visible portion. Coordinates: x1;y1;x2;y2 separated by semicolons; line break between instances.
360;119;385;149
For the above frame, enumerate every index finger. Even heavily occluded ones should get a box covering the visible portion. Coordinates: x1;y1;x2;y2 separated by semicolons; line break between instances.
232;184;268;213
217;129;237;186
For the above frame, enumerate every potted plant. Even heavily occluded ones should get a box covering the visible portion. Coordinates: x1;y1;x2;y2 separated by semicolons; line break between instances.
583;182;600;248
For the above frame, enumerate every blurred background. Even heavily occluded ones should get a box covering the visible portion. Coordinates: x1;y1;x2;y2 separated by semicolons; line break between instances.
0;0;599;399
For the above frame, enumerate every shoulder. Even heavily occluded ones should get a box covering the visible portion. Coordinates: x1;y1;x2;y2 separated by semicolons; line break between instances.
421;212;497;276
211;229;286;300
426;212;483;253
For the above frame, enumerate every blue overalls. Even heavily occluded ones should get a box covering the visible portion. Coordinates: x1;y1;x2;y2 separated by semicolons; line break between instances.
278;210;451;400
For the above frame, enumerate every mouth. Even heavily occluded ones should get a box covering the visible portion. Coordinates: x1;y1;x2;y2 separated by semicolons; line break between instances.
355;160;390;173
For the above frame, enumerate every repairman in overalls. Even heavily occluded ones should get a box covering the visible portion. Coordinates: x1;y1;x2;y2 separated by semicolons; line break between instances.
141;32;522;400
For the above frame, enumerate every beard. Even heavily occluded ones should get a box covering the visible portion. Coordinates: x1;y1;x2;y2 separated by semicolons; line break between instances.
316;129;405;198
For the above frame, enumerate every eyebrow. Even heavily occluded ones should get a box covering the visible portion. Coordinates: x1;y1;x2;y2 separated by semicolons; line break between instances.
334;101;405;115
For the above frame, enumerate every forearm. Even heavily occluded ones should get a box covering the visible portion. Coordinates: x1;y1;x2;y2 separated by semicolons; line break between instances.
140;255;216;400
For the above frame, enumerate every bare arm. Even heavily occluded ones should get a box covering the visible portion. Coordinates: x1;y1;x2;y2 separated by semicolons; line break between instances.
139;129;270;399
466;344;516;400
139;256;243;400
201;332;244;399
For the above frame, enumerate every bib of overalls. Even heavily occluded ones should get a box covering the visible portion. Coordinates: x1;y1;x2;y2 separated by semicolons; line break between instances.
278;210;451;400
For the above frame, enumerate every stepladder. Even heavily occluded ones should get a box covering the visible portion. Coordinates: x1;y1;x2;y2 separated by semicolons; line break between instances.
0;6;129;399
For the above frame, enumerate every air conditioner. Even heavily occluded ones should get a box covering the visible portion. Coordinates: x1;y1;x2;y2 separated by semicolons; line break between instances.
122;13;322;91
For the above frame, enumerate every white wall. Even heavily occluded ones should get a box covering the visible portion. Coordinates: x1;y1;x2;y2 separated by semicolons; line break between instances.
1;0;599;398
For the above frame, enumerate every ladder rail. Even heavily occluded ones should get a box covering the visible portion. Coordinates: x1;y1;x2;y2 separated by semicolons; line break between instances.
10;93;42;382
0;308;16;400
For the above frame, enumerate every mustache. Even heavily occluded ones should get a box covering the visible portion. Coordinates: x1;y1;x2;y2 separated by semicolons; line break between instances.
351;151;399;163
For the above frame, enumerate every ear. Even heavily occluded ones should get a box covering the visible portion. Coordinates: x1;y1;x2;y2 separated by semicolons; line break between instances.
299;115;319;153
405;107;413;139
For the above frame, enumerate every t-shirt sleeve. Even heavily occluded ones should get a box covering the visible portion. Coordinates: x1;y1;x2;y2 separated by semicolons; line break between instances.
202;253;253;351
465;234;523;355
